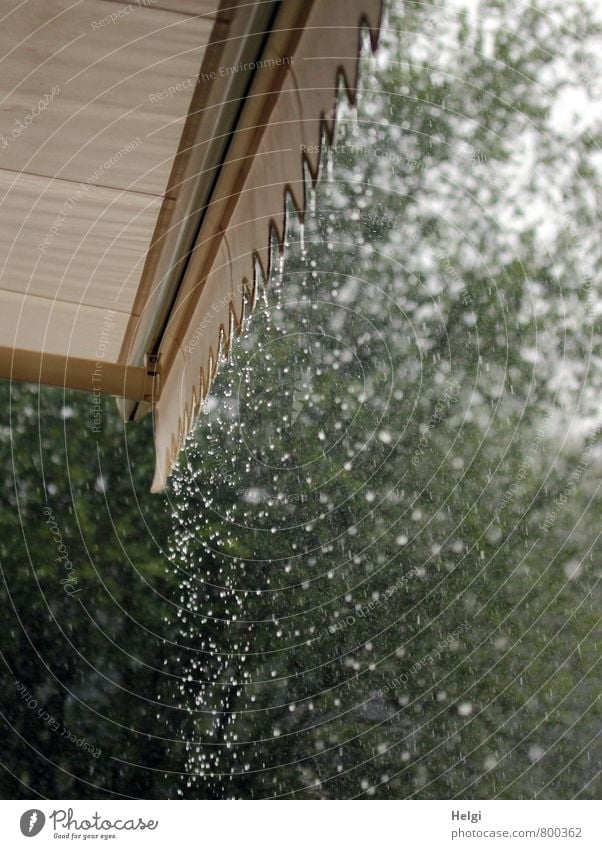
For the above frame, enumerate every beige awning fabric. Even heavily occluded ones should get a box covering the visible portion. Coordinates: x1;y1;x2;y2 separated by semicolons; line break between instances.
148;0;383;491
0;0;382;491
0;0;224;394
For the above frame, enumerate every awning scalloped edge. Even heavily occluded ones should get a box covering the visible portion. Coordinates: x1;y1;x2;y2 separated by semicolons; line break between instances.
151;0;384;492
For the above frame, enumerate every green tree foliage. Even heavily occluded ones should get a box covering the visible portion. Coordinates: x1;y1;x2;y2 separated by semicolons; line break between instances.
0;388;181;798
171;0;601;799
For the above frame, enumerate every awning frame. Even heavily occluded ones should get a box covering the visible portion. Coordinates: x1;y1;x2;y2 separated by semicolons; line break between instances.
0;346;159;402
117;0;282;421
147;0;383;489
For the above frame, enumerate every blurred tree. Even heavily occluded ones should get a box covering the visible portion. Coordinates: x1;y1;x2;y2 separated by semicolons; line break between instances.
0;386;181;798
171;0;601;799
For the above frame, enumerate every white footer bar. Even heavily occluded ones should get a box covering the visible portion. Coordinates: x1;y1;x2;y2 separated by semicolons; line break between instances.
1;800;599;848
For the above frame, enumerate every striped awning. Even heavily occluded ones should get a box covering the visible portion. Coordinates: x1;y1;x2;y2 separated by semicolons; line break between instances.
0;0;383;491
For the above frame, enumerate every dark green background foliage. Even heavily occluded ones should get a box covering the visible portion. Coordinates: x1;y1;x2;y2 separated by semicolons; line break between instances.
0;387;179;798
1;0;600;798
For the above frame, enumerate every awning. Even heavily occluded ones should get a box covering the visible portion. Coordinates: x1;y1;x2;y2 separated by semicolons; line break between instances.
0;0;383;491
